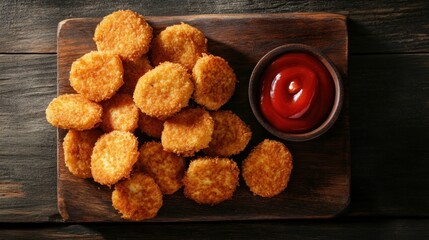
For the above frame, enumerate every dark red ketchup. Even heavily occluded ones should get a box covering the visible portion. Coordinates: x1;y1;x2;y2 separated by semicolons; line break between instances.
260;52;334;133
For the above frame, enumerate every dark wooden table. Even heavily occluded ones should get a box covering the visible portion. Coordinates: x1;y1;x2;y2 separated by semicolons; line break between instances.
1;0;428;239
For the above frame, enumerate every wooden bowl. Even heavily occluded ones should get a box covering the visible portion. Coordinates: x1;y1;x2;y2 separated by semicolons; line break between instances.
248;44;343;141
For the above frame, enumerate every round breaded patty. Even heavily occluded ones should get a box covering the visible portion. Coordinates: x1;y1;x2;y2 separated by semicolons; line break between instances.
151;22;208;71
46;94;102;130
192;54;237;110
91;131;139;186
70;51;124;102
112;173;163;221
203;111;252;157
138;112;164;138
135;142;185;195
161;108;214;157
101;94;139;132
94;10;153;61
63;129;103;178
133;62;194;119
183;157;239;205
119;55;153;95
242;139;293;197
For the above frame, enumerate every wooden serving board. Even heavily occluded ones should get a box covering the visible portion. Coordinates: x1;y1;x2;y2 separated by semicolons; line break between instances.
57;13;349;222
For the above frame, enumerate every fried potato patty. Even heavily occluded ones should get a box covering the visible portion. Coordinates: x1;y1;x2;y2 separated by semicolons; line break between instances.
101;94;139;132
242;139;293;197
203;111;251;157
138;112;164;138
119;55;153;95
151;22;208;71
133;62;194;119
135;142;185;195
63;129;103;178
192;54;237;110
112;173;163;221
94;10;153;61
70;51;124;102
183;157;239;205
91;131;139;186
46;94;102;130
161;108;214;157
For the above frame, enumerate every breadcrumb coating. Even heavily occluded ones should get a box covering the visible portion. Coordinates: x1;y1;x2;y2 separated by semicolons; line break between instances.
161;108;214;157
112;173;163;221
138;111;164;138
70;51;124;102
242;139;293;197
91;131;139;186
101;94;139;132
46;94;102;130
151;22;208;71
119;55;153;95
192;54;237;110
183;157;239;205
94;10;153;61
135;141;185;195
133;62;194;119
203;111;252;157
63;129;103;178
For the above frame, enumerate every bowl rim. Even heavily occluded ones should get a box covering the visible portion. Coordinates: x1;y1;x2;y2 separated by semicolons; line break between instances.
248;44;344;141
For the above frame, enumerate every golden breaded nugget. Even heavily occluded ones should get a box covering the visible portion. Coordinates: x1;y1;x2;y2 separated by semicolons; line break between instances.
70;51;123;102
135;142;185;195
112;173;163;221
91;131;139;186
101;94;139;132
46;94;102;130
94;10;153;61
161;108;214;157
192;54;237;110
138;112;164;138
183;157;239;205
63;129;103;178
242;139;293;197
133;62;194;119
151;22;208;71
119;55;153;95
203;111;252;157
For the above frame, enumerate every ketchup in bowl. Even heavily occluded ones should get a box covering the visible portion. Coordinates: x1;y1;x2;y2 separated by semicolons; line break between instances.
260;52;335;133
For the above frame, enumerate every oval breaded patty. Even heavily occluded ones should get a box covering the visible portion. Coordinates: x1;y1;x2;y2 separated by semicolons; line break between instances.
63;129;103;178
161;108;214;157
151;22;208;71
242;139;293;197
138;112;164;138
94;10;153;61
101;94;139;132
135;142;185;195
203;111;252;157
112;173;163;221
46;94;102;130
192;55;237;110
70;51;124;102
183;157;239;205
133;62;194;120
91;131;139;186
119;55;153;95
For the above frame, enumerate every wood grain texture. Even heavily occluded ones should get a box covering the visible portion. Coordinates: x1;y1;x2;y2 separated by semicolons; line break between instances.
0;54;59;222
57;14;350;222
2;219;429;239
1;0;428;54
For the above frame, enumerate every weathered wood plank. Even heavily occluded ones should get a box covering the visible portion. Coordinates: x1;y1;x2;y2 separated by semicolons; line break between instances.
348;54;429;216
1;219;429;239
0;54;59;222
0;0;428;53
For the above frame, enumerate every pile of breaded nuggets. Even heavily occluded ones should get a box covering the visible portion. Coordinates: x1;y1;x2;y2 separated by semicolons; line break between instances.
46;10;293;221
